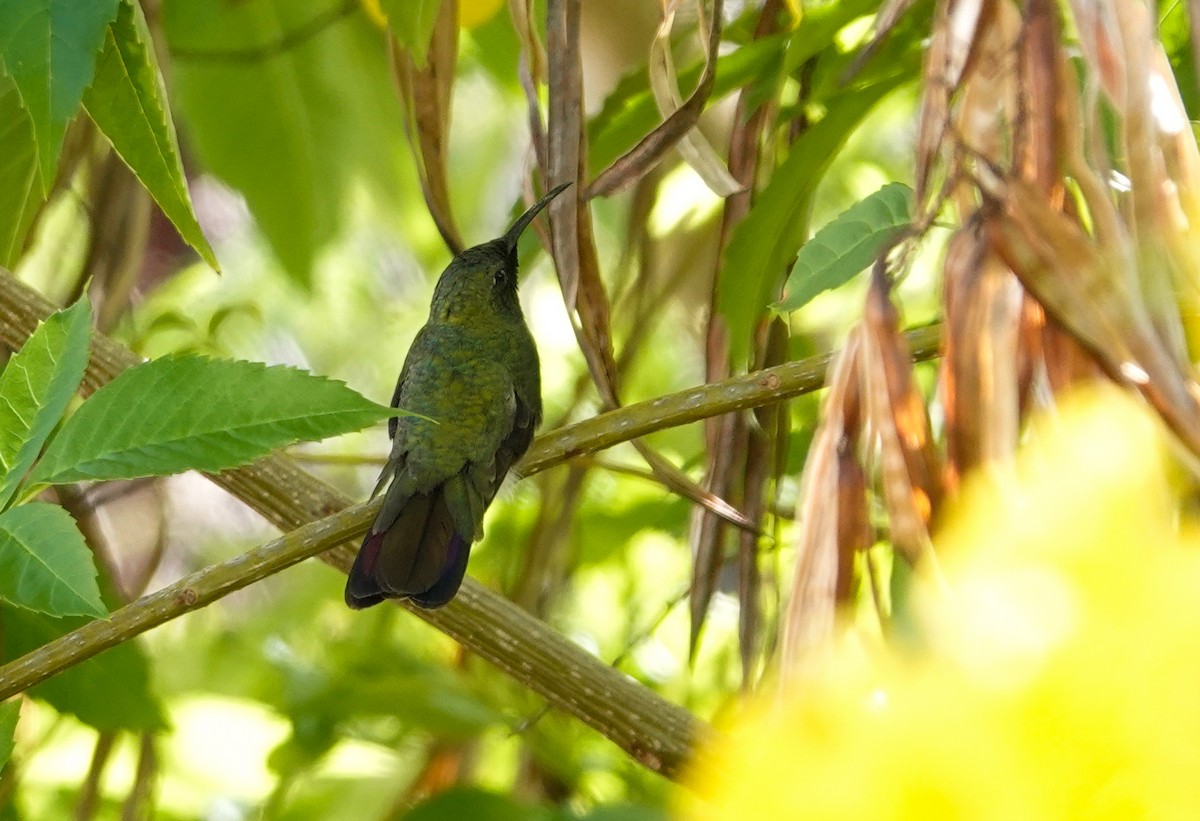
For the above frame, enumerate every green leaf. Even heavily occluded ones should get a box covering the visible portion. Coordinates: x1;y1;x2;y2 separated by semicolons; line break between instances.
0;699;18;771
0;297;91;510
0;69;45;266
0;0;121;185
381;0;442;67
165;0;409;284
402;788;553;821
781;0;880;76
464;6;522;92
718;75;908;367
588;0;880;178
577;806;669;821
338;669;501;738
83;0;218;270
1161;4;1200;128
1;606;166;730
774;182;914;313
29;356;397;486
0;503;105;617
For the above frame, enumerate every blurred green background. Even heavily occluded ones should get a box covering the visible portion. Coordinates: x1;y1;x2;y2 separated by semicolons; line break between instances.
0;0;937;817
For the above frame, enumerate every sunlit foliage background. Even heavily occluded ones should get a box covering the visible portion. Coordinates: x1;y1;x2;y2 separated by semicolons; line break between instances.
3;0;1200;819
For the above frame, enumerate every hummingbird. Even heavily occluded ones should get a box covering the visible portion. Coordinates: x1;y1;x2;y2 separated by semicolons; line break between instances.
345;182;569;609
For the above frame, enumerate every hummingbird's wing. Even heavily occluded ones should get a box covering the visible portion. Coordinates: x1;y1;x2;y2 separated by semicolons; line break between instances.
461;390;536;521
386;325;431;440
497;391;537;478
440;380;535;535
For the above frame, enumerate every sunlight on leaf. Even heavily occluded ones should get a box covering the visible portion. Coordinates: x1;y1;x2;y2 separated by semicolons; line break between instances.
0;696;14;772
0;700;16;770
165;0;410;284
459;0;503;29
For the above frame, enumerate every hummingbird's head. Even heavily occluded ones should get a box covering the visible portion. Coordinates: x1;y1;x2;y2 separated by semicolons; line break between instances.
430;183;570;322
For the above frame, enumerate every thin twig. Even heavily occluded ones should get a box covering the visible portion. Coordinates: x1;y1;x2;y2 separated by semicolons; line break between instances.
283;450;387;467
587;0;726;197
584;456;795;520
521;323;942;475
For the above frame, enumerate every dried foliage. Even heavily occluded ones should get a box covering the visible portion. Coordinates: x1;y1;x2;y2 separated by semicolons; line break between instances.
775;0;1200;677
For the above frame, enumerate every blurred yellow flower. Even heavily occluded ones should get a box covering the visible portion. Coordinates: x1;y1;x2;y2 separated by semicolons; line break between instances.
361;0;386;28
360;0;505;31
459;0;505;29
683;388;1200;820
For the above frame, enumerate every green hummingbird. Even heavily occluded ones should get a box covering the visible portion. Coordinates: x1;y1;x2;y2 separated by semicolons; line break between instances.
345;182;569;609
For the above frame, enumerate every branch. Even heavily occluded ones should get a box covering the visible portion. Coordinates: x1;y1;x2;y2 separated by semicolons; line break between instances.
1;500;706;776
0;502;372;709
0;269;941;779
520;322;941;474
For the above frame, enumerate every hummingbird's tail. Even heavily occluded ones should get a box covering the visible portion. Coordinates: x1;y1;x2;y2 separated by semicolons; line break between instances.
344;486;471;609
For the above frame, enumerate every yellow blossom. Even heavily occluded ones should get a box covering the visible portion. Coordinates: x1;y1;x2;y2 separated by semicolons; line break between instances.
684;388;1200;820
360;0;504;31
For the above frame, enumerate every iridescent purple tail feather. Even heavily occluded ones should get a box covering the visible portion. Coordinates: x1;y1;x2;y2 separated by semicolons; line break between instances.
344;487;472;609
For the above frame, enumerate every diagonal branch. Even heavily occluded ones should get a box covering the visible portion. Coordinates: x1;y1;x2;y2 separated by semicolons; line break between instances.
0;268;940;779
0;496;704;778
0;503;373;702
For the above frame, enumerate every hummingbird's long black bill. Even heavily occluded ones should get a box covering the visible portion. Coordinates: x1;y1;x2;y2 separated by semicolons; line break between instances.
502;182;572;251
